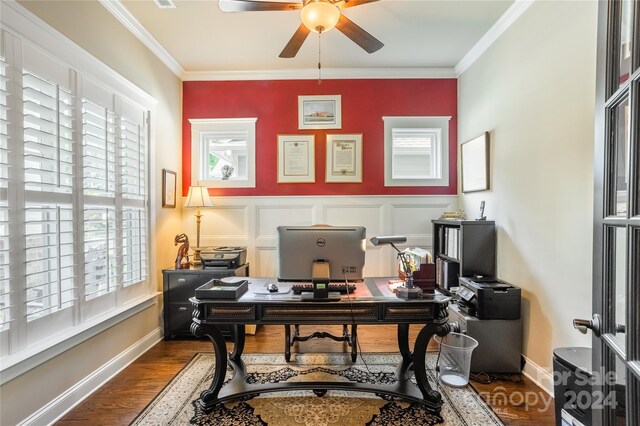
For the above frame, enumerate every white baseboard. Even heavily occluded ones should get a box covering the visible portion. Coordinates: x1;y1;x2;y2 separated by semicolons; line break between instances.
522;354;554;396
18;327;163;426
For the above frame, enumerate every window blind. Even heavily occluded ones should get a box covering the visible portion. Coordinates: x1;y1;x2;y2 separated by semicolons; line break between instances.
0;54;10;332
122;208;147;286
82;99;116;197
83;206;116;300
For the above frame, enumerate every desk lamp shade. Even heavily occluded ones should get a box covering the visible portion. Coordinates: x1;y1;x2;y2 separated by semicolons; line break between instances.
184;185;214;265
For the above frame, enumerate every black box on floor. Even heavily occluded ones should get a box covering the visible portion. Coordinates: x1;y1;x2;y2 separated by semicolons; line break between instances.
458;276;521;320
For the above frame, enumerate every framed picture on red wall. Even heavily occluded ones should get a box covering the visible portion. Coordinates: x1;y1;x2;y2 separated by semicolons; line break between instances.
298;95;342;129
277;135;315;183
325;134;362;183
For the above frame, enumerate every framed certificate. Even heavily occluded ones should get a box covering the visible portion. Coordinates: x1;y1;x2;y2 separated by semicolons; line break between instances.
277;135;315;183
325;134;362;183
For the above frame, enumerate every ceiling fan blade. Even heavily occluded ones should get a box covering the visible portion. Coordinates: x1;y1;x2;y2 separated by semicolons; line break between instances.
338;0;379;9
219;0;302;12
279;24;311;58
335;14;384;54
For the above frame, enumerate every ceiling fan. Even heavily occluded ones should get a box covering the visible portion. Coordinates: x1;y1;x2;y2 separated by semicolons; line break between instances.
218;0;384;58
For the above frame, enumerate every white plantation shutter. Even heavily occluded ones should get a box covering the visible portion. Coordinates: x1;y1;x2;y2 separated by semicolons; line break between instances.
0;21;153;365
122;207;147;286
0;54;10;332
22;53;77;323
22;70;74;193
83;206;117;300
24;203;75;321
82;99;117;197
120;101;148;287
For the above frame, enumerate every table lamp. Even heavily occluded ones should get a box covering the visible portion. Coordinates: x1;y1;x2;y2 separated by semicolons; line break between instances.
184;185;214;265
370;235;423;299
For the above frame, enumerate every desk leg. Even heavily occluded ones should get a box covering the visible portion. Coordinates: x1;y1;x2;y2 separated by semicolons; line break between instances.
196;324;228;410
350;324;358;362
396;324;412;380
230;324;245;363
284;325;291;362
412;322;451;403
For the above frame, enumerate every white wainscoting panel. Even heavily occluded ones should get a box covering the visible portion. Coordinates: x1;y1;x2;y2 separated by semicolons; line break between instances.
256;205;315;238
180;195;458;277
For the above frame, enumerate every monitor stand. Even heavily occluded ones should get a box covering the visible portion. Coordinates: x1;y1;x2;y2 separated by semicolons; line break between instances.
300;291;341;302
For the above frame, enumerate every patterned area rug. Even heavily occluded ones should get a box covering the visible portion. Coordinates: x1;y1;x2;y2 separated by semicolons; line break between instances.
131;353;503;426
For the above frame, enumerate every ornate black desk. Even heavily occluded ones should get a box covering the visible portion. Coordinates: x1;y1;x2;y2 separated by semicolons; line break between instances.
190;277;452;415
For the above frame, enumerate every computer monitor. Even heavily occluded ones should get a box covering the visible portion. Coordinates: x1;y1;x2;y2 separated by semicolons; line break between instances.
277;225;366;282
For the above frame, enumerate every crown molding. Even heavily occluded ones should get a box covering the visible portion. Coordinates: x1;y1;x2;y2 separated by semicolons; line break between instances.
455;0;535;76
182;67;457;81
99;0;184;78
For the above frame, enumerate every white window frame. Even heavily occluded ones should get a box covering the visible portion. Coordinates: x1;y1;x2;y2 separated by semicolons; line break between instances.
0;2;157;382
382;116;451;187
190;118;257;188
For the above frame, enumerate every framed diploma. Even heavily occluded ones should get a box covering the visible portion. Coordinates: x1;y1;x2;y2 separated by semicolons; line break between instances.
325;134;362;183
277;135;315;183
461;132;490;193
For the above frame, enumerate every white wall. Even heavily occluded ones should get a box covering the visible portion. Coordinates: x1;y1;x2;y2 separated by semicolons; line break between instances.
458;0;597;383
0;1;182;425
179;195;458;277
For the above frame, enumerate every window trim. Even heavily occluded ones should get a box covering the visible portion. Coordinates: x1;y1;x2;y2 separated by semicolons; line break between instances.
382;116;451;187
190;118;257;188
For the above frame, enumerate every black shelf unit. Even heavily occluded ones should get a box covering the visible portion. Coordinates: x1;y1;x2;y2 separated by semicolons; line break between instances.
162;264;249;339
432;219;496;292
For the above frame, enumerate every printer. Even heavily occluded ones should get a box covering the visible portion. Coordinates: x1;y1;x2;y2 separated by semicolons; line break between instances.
457;276;521;320
200;246;247;269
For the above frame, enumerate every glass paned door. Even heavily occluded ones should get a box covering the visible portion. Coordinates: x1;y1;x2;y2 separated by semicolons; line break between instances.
593;1;640;425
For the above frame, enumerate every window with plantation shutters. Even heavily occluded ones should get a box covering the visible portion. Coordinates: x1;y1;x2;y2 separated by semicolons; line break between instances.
22;67;76;321
0;19;153;368
0;54;9;333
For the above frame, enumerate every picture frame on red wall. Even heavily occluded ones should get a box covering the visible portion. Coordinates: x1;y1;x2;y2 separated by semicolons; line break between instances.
325;134;362;183
298;95;342;130
277;134;316;183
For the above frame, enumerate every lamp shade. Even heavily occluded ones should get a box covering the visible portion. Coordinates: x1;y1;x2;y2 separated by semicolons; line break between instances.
300;0;340;33
184;185;214;208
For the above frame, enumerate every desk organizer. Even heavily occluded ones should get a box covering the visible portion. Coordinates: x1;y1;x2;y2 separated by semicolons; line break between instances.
399;263;436;293
195;279;248;299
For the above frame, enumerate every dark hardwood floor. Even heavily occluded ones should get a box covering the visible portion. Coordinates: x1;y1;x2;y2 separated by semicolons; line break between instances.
55;324;555;425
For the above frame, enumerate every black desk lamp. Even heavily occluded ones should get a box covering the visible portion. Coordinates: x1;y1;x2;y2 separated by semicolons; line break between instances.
370;236;423;299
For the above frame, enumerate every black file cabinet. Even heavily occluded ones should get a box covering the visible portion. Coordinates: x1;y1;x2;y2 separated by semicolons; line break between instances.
162;264;249;339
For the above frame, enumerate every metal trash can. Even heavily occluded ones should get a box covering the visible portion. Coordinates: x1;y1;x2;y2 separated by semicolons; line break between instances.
553;347;592;426
435;332;479;387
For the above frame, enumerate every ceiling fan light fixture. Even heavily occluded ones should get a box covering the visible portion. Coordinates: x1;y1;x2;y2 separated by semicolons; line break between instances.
300;0;340;33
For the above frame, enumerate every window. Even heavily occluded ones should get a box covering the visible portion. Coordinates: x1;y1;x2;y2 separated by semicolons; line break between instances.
383;116;450;187
0;24;152;368
190;118;257;188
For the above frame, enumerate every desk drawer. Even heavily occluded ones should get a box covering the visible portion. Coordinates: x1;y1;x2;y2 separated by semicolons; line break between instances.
383;304;433;321
205;304;256;321
261;305;378;322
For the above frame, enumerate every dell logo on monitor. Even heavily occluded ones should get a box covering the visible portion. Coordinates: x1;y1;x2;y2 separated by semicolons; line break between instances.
316;238;326;247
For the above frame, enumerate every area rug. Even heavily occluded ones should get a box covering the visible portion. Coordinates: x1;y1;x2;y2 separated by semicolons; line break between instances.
131;352;503;426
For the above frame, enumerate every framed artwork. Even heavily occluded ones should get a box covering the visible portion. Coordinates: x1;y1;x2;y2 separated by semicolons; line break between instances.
461;132;490;193
277;135;315;183
325;134;362;183
162;169;177;207
298;95;342;129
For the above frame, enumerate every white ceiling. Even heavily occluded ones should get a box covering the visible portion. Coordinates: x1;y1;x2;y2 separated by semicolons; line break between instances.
109;0;519;79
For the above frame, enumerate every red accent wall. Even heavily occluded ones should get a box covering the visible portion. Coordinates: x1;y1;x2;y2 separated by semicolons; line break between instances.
182;79;457;197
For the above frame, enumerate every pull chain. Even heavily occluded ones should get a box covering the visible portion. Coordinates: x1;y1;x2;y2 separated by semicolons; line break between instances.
318;31;322;85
